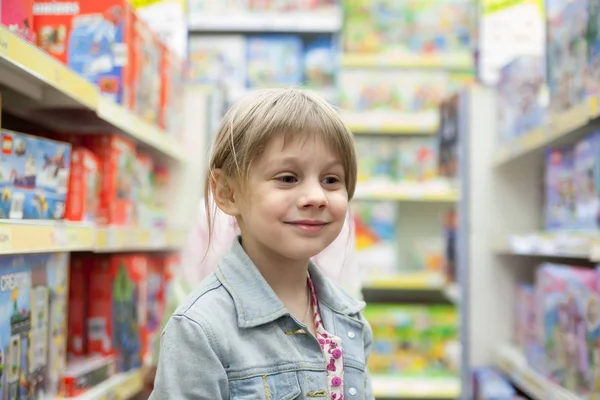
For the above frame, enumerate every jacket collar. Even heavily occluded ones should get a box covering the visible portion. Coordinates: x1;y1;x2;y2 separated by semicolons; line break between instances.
215;238;365;328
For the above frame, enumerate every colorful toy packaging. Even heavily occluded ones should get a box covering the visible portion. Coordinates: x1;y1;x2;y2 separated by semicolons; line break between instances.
1;0;34;40
188;35;247;105
536;263;600;396
342;0;474;65
0;253;70;399
0;129;71;220
160;43;185;137
303;35;336;93
246;35;304;89
133;151;154;229
353;200;398;281
545;148;576;231
129;13;161;125
86;134;136;226
496;55;546;143
355;136;398;184
573;131;600;231
144;254;177;364
546;0;589;113
65;147;100;223
397;137;438;182
363;304;459;377
33;0;135;104
586;0;600;95
87;254;147;372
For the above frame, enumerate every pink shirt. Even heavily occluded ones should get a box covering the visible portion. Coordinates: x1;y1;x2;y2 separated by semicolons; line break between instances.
308;275;345;399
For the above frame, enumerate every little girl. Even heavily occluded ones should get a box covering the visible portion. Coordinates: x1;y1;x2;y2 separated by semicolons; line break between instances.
150;88;374;399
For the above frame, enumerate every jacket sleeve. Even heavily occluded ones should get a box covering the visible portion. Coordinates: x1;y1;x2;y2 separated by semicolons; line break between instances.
149;314;229;399
360;312;375;400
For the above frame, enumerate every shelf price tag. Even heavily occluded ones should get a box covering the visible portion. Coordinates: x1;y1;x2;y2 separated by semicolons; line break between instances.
0;226;12;252
54;225;67;247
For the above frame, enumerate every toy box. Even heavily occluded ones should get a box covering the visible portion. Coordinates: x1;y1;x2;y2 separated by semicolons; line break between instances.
188;35;247;105
86;134;136;226
246;35;303;89
33;0;135;104
353;200;398;281
67;255;89;358
363;304;459;377
88;254;147;372
536;263;600;393
355;136;398;184
65;147;100;223
547;0;589;113
545;148;576;231
129;13;161;125
496;55;546;143
342;0;473;64
397;137;438;182
144;254;177;364
0;130;71;221
1;0;34;40
45;253;69;397
574;131;600;231
0;253;68;399
339;69;447;131
564;266;600;396
587;0;600;95
133;151;154;229
303;35;336;92
160;44;185;137
515;283;536;353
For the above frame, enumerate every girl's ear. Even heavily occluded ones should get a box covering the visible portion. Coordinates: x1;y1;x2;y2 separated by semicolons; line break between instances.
211;169;241;217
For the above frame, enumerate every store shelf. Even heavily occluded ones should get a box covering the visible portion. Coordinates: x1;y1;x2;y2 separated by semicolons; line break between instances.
342;112;438;135
0;221;184;254
0;26;187;163
363;272;447;290
354;183;459;202
494;232;600;261
188;11;342;32
61;369;143;400
342;53;473;70
97;98;186;162
372;375;460;399
495;345;580;400
493;98;597;166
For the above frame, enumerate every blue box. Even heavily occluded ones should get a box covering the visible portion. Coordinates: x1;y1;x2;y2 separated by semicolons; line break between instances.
0;130;72;220
246;35;304;89
574;131;600;231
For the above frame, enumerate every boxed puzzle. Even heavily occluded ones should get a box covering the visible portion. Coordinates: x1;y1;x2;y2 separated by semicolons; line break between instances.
0;130;71;221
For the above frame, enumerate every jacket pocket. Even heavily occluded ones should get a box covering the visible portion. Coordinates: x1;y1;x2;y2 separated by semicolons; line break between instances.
229;371;301;400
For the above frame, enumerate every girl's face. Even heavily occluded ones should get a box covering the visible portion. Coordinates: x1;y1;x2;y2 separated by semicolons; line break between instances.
235;133;349;264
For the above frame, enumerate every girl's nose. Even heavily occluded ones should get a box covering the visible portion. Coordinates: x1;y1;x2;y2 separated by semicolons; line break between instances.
299;181;328;209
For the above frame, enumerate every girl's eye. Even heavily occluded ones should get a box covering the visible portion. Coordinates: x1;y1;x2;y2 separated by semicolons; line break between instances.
276;175;297;184
322;176;340;185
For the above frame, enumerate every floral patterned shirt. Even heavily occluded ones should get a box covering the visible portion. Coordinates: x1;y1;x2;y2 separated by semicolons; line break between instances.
308;275;345;400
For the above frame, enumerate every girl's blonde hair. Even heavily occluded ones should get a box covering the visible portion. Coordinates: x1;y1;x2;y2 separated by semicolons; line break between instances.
204;88;357;238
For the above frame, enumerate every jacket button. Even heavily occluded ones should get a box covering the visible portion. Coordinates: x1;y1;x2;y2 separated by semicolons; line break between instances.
332;377;342;387
349;387;357;396
332;349;342;359
347;331;356;339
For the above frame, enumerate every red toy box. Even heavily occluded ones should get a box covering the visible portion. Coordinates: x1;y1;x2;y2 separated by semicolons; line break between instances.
33;0;135;104
88;254;147;372
65;147;100;222
159;43;185;136
86;134;135;226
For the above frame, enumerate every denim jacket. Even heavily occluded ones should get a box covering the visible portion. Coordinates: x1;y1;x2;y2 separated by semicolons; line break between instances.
150;239;374;399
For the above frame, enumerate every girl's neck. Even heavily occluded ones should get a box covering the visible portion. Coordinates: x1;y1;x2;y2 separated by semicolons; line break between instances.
239;236;310;305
